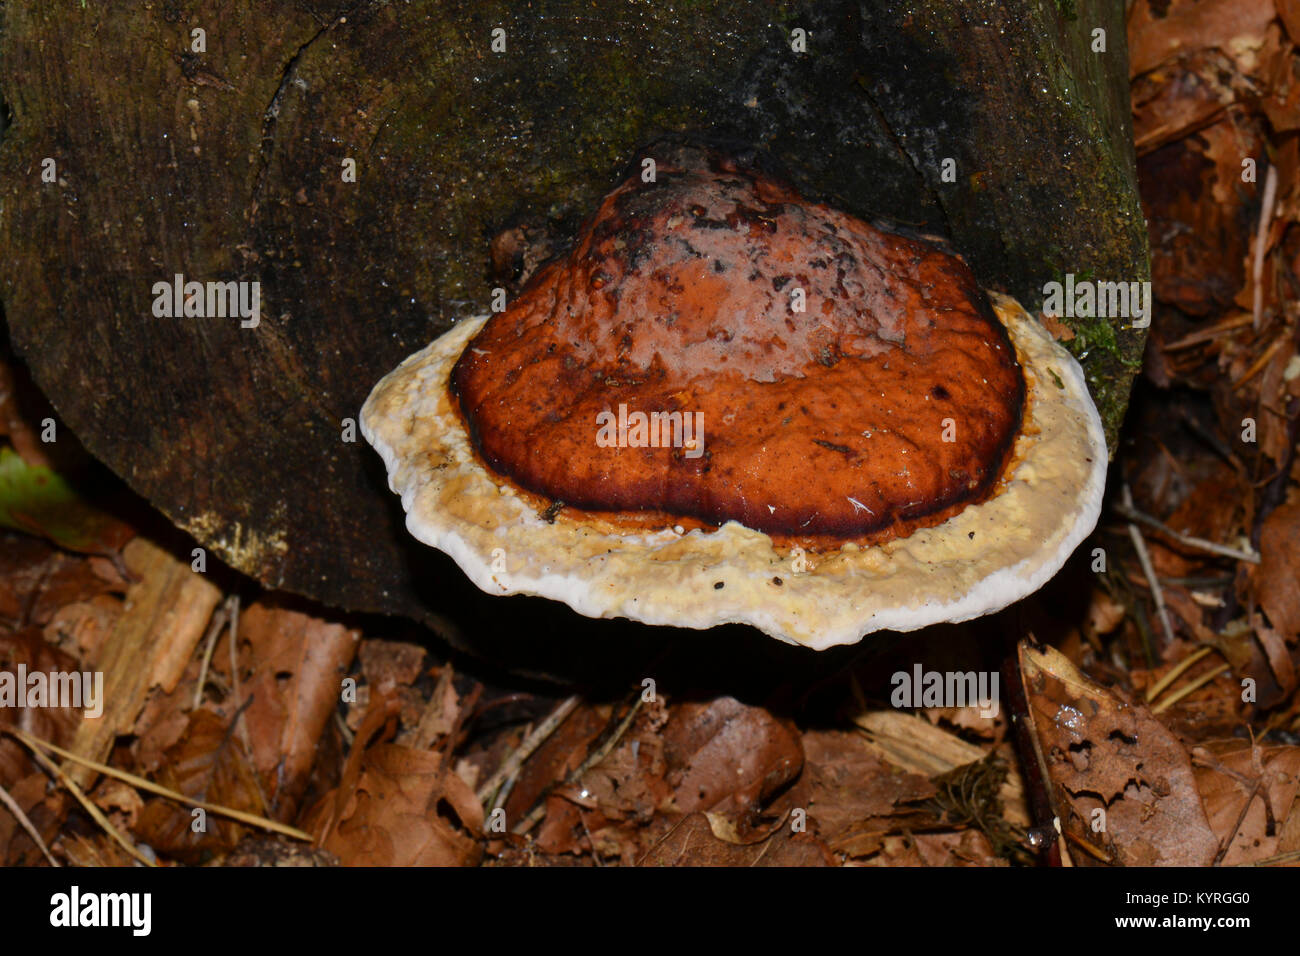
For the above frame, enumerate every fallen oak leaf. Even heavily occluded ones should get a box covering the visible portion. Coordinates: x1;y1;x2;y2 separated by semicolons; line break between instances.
1191;739;1300;865
1016;641;1218;866
661;697;803;841
233;601;360;820
307;685;399;847
800;729;935;851
132;708;268;863
311;743;484;866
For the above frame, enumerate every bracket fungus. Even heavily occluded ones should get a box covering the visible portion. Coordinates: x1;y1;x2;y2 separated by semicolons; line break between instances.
361;146;1106;650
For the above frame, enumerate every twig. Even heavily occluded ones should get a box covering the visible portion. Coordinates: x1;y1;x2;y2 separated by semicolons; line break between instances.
1122;485;1177;648
475;695;580;808
514;697;644;836
222;597;268;812
0;780;59;866
1252;161;1278;331
1211;769;1262;866
1063;827;1112;864
1162;312;1254;351
192;596;233;710
11;732;155;866
1233;334;1286;392
1151;663;1231;715
227;594;243;707
1145;645;1214;703
1177;407;1243;473
1158;575;1234;588
334;709;354;748
1112;498;1260;564
5;727;312;841
1241;847;1300;866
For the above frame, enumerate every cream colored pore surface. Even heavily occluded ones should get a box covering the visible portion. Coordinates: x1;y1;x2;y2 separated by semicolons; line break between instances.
361;293;1107;649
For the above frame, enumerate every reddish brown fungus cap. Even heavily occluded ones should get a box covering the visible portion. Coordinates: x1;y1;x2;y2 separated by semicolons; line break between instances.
451;148;1024;543
362;146;1107;649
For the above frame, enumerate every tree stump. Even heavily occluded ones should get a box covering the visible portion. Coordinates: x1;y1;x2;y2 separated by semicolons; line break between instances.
0;1;1146;661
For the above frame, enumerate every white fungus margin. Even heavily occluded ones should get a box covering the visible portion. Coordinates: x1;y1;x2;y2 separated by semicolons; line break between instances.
361;293;1107;650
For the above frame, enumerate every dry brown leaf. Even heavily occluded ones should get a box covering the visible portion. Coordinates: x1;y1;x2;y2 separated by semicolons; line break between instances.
57;831;139;868
0;532;55;623
911;829;1006;867
405;666;462;749
1018;642;1219;865
0;627;87;787
217;836;339;867
661;696;803;839
234;601;359;819
358;639;426;691
503;702;609;831
25;552;121;628
1280;0;1300;41
528;698;672;861
1086;588;1129;637
90;777;144;829
801;729;934;850
561;700;671;825
1192;739;1300;864
1039;312;1076;342
1256;501;1300;640
0;771;57;865
1129;0;1278;78
310;743;483;866
132;708;268;863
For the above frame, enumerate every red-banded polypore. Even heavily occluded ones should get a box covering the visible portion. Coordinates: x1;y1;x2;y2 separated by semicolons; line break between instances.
361;146;1107;649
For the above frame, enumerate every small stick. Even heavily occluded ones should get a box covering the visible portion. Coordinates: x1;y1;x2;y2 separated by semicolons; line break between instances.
1063;828;1112;864
1157;575;1234;588
227;594;244;707
6;727;312;841
0;780;60;866
1242;847;1300;866
15;735;155;867
192;596;232;710
475;694;580;807
1145;645;1213;703
1112;498;1260;564
1122;485;1177;648
1233;334;1286;392
1151;663;1231;715
1252;162;1278;331
514;697;643;836
223;596;269;813
1162;312;1254;351
1001;645;1065;866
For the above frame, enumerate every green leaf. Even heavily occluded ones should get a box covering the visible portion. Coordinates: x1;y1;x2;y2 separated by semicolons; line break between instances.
0;446;133;555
